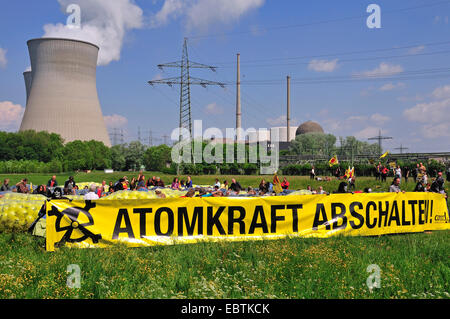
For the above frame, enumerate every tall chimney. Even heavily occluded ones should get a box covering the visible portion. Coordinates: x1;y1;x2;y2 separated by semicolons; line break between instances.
287;75;291;142
236;53;241;142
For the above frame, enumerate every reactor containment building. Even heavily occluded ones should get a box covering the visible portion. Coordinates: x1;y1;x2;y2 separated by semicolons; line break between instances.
19;38;111;147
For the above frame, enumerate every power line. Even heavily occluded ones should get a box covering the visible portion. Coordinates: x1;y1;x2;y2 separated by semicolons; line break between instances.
187;1;450;40
207;39;450;66
215;66;450;86
212;48;450;69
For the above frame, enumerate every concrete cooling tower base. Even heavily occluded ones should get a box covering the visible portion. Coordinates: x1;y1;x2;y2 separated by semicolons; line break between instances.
20;38;111;147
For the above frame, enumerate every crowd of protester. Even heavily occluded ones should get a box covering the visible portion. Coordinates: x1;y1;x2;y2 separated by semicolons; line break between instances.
0;163;448;200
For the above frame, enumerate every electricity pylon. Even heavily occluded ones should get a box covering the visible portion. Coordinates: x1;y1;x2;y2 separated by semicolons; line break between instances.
368;129;393;156
148;37;225;141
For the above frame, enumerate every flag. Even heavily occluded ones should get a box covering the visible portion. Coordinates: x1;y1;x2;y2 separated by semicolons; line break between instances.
328;155;339;167
380;151;389;159
273;172;283;194
345;167;355;178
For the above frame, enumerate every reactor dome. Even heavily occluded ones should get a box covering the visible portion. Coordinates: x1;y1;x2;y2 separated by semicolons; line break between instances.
295;121;324;136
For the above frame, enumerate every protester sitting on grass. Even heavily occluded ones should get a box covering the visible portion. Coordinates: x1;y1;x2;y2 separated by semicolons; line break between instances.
316;186;327;194
259;179;269;194
186;176;193;188
64;176;76;193
230;178;242;193
137;176;147;191
147;176;157;187
179;180;185;188
171;177;180;190
281;177;289;190
221;180;229;190
214;178;221;188
113;178;125;192
33;185;47;196
16;179;29;194
155;177;165;188
0;178;10;192
247;186;257;195
129;177;137;191
389;177;402;193
47;175;58;188
84;184;99;200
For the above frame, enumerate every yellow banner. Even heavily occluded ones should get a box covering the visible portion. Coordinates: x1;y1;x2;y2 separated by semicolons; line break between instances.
46;193;449;251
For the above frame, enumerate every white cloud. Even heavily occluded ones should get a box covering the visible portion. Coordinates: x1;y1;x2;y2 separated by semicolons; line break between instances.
402;84;450;140
320;112;390;139
151;0;186;27
151;0;265;31
346;115;368;122
370;113;391;125
104;114;128;128
42;0;144;66
0;47;7;68
403;98;450;124
431;85;450;99
0;101;24;131
420;123;450;138
408;45;425;55
204;102;223;115
356;62;403;78
307;59;338;72
379;82;406;91
353;126;385;140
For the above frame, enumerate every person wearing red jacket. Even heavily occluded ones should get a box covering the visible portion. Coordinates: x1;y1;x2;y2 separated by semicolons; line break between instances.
281;177;289;190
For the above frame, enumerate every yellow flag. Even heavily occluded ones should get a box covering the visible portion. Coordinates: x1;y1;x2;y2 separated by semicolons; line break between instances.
380;151;389;158
328;155;338;167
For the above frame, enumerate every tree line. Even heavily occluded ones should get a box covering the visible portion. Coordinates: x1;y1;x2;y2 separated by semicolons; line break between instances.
1;130;444;176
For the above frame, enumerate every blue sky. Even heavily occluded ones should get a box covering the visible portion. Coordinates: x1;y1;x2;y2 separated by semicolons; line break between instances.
1;0;450;152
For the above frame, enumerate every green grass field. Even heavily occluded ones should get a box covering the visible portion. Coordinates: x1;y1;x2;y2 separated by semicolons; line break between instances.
0;172;449;299
0;231;448;299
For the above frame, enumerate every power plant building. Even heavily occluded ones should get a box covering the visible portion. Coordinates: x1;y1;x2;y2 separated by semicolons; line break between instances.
19;38;111;147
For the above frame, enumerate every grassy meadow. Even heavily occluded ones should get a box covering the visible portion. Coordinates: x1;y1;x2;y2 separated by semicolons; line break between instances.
0;171;449;299
0;230;448;299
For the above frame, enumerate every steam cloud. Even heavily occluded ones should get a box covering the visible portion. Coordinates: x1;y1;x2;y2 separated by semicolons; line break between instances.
42;0;144;66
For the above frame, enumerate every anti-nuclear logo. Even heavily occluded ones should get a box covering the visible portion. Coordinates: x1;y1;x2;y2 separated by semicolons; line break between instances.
48;201;102;245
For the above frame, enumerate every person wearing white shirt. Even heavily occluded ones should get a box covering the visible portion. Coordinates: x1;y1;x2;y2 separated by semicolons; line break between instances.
84;184;99;200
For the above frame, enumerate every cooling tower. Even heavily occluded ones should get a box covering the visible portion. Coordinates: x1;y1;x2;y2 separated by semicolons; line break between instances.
23;71;32;104
20;38;111;147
